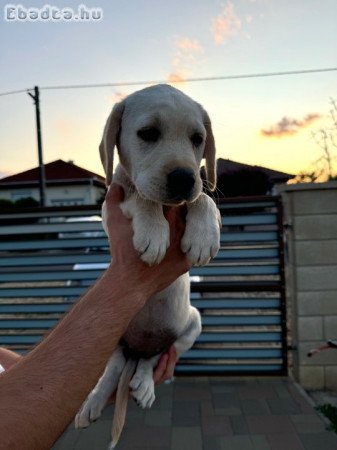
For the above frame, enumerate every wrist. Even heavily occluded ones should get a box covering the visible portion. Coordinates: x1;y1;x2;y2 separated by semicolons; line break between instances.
105;262;151;308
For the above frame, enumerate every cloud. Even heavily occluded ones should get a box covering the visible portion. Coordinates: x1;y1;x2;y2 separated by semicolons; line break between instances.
167;36;203;85
110;91;128;103
261;113;322;138
176;37;203;52
211;2;242;44
167;72;188;84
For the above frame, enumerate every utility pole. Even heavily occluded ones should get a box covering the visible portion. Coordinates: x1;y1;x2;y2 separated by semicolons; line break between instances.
28;86;46;207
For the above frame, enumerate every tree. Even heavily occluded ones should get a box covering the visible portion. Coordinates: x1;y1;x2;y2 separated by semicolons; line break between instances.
293;99;337;183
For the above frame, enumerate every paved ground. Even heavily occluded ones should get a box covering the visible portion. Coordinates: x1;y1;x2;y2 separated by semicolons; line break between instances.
53;377;337;450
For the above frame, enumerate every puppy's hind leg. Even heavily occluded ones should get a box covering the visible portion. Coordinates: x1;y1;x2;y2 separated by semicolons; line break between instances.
129;354;161;409
75;345;126;429
174;307;202;358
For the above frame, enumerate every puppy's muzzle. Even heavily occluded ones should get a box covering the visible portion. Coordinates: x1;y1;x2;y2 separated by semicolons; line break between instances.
167;167;196;202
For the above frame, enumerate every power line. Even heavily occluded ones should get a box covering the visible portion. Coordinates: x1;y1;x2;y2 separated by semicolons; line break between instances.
0;88;31;97
0;67;336;97
40;67;337;91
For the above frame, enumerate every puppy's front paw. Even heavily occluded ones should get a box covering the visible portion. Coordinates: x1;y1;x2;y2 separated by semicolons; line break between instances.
181;200;220;266
75;391;106;429
133;220;170;265
129;374;155;409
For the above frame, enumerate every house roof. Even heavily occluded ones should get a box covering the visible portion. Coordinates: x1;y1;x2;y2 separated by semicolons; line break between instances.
216;158;295;182
0;160;106;186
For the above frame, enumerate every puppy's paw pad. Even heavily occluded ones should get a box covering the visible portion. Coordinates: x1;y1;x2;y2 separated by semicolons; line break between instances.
130;376;155;409
75;393;105;429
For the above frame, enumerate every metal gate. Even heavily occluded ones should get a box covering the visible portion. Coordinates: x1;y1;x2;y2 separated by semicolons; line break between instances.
178;196;287;375
0;196;286;375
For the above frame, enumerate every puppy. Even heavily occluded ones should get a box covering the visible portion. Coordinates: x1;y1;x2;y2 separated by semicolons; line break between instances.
75;84;221;448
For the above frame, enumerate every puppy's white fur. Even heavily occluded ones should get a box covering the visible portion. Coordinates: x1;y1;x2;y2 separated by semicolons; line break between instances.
75;84;220;448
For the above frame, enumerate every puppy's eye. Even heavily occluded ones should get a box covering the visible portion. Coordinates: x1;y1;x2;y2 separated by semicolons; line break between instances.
137;127;160;143
191;133;203;147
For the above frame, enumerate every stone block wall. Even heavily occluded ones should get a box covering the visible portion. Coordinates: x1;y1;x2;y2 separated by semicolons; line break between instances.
279;181;337;390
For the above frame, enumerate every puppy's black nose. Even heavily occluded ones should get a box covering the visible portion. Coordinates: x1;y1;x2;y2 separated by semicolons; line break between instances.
167;168;195;200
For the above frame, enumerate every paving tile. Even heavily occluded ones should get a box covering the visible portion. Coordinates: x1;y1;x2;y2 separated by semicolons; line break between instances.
275;384;293;399
120;425;171;448
250;434;271;450
214;406;242;416
202;435;223;450
230;415;249;435
200;400;214;417
290;414;326;434
246;415;295;434
266;432;305;450
172;400;201;426
219;435;255;450
267;397;301;414
300;432;337;450
287;383;315;413
201;415;233;436
73;420;111;449
119;447;169;450
210;384;236;393
238;385;277;400
241;399;271;415
52;424;81;449
145;410;172;426
171;426;202;450
212;392;240;409
174;385;211;401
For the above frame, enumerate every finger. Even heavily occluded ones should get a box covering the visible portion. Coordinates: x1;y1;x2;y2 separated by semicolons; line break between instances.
153;354;168;384
164;345;177;380
106;183;125;204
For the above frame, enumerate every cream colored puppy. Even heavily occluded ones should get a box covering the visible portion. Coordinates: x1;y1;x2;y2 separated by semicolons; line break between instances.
75;84;220;448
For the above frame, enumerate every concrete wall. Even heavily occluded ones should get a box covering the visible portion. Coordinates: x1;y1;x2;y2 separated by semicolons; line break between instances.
279;181;337;390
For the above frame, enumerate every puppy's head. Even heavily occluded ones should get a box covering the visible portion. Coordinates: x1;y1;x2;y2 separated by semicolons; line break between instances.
99;84;216;205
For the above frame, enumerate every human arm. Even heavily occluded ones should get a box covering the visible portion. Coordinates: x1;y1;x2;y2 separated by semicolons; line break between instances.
0;184;190;450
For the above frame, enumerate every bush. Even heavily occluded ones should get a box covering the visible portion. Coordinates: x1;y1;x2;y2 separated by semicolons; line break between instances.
0;198;14;209
14;197;39;208
316;404;337;434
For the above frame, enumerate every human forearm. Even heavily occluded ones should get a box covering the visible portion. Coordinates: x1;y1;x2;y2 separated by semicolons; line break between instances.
0;265;147;450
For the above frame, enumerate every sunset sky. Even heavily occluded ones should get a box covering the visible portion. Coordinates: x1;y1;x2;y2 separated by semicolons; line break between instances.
1;0;336;180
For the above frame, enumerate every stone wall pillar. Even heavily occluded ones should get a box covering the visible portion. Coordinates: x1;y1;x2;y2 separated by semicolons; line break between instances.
279;181;337;390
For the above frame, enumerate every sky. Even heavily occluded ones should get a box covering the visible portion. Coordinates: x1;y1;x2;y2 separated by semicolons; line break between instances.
0;0;336;180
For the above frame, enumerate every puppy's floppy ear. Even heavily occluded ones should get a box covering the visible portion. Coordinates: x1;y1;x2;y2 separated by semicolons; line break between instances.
99;101;125;186
202;108;217;191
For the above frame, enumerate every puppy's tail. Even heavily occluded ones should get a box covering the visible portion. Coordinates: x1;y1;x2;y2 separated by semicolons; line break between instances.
109;358;137;449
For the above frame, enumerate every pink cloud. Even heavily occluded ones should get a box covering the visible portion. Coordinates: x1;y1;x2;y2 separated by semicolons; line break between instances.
261;113;322;138
167;37;203;85
211;2;242;44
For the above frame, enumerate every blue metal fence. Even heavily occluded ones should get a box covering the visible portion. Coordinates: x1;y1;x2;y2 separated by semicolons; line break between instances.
0;196;287;375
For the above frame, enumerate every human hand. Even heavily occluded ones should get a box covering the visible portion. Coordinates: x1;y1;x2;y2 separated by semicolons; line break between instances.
153;345;177;384
104;184;191;298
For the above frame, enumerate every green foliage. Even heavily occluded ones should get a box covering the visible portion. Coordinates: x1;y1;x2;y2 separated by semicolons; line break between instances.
0;197;39;210
316;403;337;434
14;197;39;208
0;198;14;209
